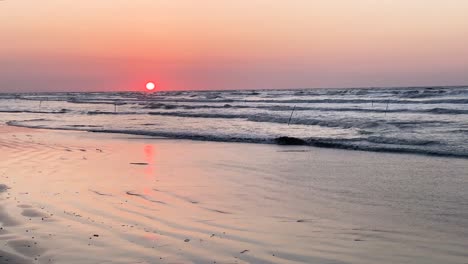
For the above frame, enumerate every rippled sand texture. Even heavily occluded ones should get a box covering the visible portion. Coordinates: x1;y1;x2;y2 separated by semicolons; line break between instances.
0;126;467;263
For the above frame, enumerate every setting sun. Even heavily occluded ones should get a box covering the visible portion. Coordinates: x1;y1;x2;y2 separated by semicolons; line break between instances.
146;82;155;91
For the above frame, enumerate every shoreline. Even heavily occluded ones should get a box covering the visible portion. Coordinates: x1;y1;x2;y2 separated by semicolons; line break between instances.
1;125;467;263
6;122;468;159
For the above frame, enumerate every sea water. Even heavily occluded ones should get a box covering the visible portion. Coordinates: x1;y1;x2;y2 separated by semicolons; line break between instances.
1;86;468;157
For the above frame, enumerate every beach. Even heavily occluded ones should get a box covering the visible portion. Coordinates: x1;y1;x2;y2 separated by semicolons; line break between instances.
1;125;467;264
3;0;468;262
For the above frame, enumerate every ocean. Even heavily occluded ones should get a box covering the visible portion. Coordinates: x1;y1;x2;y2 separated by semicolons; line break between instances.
1;86;468;158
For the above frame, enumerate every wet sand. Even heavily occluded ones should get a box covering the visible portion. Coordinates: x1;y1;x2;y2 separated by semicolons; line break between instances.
0;125;467;263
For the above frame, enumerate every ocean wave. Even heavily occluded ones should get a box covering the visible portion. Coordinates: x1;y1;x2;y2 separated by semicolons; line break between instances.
4;101;468;116
146;111;452;130
3;86;467;159
67;100;128;105
3;107;458;133
229;98;468;105
275;136;466;157
145;111;362;128
10;87;468;106
302;138;467;158
86;111;142;115
0;109;69;114
6;121;467;158
150;97;468;105
141;102;468;115
426;108;468;114
396;87;468;98
365;136;438;146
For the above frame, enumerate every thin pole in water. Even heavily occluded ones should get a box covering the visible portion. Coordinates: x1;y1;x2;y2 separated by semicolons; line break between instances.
288;105;296;126
385;100;389;116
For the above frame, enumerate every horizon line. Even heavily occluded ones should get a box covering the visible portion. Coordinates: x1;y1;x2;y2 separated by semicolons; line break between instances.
1;84;467;95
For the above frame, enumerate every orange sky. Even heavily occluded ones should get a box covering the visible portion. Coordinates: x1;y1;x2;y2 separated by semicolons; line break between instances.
1;0;468;92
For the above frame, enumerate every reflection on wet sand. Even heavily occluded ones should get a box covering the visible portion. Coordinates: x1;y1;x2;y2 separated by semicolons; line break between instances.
1;126;468;264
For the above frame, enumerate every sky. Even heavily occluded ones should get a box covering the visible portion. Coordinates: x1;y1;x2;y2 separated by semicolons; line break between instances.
1;0;468;92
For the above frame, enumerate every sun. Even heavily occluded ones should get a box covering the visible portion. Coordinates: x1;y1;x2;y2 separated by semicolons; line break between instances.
146;82;155;91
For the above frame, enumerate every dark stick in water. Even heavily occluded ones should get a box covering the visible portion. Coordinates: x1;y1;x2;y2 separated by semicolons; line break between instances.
288;105;296;125
385;100;389;116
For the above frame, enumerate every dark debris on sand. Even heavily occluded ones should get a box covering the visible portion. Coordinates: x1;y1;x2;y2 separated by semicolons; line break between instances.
274;136;307;145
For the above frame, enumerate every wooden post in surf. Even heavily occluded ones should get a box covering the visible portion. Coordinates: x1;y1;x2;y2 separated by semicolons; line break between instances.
385;100;389;116
288;105;296;126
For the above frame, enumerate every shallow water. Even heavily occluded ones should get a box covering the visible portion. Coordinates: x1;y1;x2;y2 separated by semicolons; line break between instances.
1;86;468;157
0;129;467;263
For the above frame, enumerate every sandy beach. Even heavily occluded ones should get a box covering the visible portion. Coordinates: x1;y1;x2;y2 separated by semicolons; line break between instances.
3;0;468;262
1;125;467;264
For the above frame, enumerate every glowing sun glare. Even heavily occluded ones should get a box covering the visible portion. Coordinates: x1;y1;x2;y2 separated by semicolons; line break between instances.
146;82;155;91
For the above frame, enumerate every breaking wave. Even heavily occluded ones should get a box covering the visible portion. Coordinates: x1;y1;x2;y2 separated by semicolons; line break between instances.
6;120;468;158
2;86;468;158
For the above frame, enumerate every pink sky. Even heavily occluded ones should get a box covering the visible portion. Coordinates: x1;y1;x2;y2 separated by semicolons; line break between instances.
1;0;468;92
